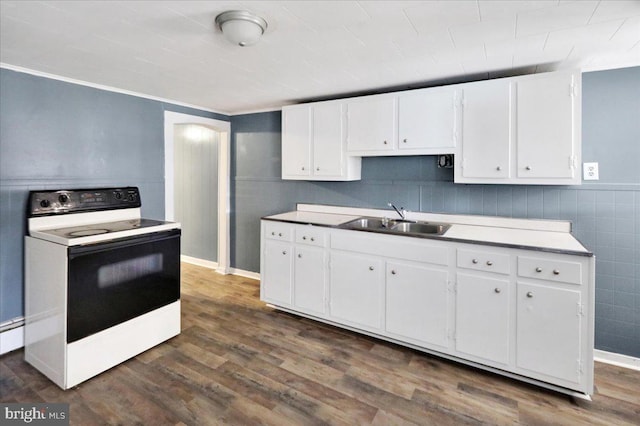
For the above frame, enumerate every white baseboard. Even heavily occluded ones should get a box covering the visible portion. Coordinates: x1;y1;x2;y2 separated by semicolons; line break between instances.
0;325;24;355
229;268;260;281
594;349;640;371
181;255;218;270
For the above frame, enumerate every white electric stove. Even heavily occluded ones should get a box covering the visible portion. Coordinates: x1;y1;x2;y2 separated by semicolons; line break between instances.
25;187;181;389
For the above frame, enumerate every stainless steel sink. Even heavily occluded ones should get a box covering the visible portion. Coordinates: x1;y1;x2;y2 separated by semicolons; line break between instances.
391;222;449;235
340;217;450;236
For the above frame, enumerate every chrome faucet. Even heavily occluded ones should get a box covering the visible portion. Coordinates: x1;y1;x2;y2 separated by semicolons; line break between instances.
388;203;407;220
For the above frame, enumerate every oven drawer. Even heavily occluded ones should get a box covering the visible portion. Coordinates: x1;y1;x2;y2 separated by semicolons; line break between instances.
66;229;181;343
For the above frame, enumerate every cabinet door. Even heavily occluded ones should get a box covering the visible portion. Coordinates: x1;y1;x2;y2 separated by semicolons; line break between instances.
398;88;456;150
329;251;384;329
346;97;396;153
282;106;311;177
262;240;293;305
517;73;576;179
386;262;449;348
313;103;344;177
460;80;512;179
517;282;582;384
455;273;510;365
293;246;326;316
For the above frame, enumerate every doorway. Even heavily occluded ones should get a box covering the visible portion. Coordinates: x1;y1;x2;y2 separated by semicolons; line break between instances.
164;111;230;274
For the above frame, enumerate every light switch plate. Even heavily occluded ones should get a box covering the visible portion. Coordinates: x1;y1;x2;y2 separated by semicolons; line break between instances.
583;162;599;180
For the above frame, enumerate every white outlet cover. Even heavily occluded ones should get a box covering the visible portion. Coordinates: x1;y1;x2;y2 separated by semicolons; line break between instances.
583;162;599;180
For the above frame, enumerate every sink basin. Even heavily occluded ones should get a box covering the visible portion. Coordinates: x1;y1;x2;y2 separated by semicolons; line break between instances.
391;222;449;235
341;217;450;236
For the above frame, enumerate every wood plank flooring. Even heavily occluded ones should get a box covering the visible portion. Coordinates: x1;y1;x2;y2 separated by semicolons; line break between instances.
2;262;639;425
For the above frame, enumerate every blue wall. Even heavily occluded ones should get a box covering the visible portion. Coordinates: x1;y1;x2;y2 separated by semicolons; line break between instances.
0;68;228;323
231;67;640;358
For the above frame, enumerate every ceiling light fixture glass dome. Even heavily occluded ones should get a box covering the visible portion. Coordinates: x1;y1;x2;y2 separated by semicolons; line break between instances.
215;10;268;47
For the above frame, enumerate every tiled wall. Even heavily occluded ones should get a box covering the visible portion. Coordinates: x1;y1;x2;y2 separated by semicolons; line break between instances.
231;67;640;358
0;68;228;323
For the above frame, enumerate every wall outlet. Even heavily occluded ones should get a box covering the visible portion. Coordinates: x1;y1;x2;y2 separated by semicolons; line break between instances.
583;162;599;180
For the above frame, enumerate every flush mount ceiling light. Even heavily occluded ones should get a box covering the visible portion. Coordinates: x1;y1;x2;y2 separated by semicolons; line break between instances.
215;10;268;47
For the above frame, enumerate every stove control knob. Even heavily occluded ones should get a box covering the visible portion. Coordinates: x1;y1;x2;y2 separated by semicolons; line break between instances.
39;199;50;208
128;194;136;201
58;194;69;204
114;192;123;200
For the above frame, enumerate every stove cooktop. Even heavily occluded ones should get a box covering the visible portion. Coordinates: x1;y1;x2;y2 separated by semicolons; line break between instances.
40;219;173;239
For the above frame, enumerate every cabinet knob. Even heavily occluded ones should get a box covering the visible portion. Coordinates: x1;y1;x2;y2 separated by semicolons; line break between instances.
472;259;479;264
535;267;542;273
526;166;532;171
301;166;305;170
302;236;307;240
369;266;374;271
526;291;534;298
279;233;283;237
383;140;388;145
494;288;501;293
403;139;407;143
553;269;560;275
311;237;315;242
486;260;493;266
297;254;302;258
271;232;275;236
496;166;501;171
282;251;287;255
391;270;396;275
316;167;320;171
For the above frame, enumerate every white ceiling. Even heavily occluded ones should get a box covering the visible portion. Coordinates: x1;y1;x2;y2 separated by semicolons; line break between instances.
1;1;639;115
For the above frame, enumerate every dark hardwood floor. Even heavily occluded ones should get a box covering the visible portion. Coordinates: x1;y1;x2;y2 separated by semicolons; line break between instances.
2;262;639;425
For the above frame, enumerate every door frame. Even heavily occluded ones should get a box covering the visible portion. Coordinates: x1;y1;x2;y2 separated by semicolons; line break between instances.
164;111;230;274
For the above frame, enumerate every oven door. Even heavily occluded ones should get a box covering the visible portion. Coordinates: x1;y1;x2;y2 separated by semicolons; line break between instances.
67;229;180;343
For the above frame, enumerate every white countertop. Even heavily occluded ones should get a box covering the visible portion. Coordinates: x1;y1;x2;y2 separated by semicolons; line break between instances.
264;207;591;256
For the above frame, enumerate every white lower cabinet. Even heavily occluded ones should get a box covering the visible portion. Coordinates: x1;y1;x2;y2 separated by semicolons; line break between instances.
516;282;582;385
293;246;325;316
262;240;293;306
260;220;594;397
385;261;449;348
455;273;510;365
329;251;384;330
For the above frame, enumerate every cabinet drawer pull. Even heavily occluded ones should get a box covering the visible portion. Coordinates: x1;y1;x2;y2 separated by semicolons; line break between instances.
316;167;320;171
369;266;375;271
391;270;396;275
301;166;305;171
297;254;302;258
526;292;533;298
403;139;407;143
278;233;283;237
553;269;560;275
472;259;479;264
496;166;501;171
486;261;493;266
526;166;532;171
383;140;388;145
535;267;542;272
271;232;275;236
302;236;307;240
311;237;315;242
494;288;501;293
282;251;287;255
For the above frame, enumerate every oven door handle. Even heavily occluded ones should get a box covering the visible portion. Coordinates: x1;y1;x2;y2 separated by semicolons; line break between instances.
68;229;180;258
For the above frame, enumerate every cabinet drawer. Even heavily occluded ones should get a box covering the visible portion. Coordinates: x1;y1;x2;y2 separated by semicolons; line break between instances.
264;222;293;241
457;249;510;275
295;226;326;247
517;256;582;285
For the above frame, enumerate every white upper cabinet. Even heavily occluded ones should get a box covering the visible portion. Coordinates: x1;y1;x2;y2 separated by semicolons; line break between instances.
346;87;458;156
346;95;397;154
282;101;361;181
455;70;581;185
516;72;579;180
398;87;458;152
458;79;512;180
